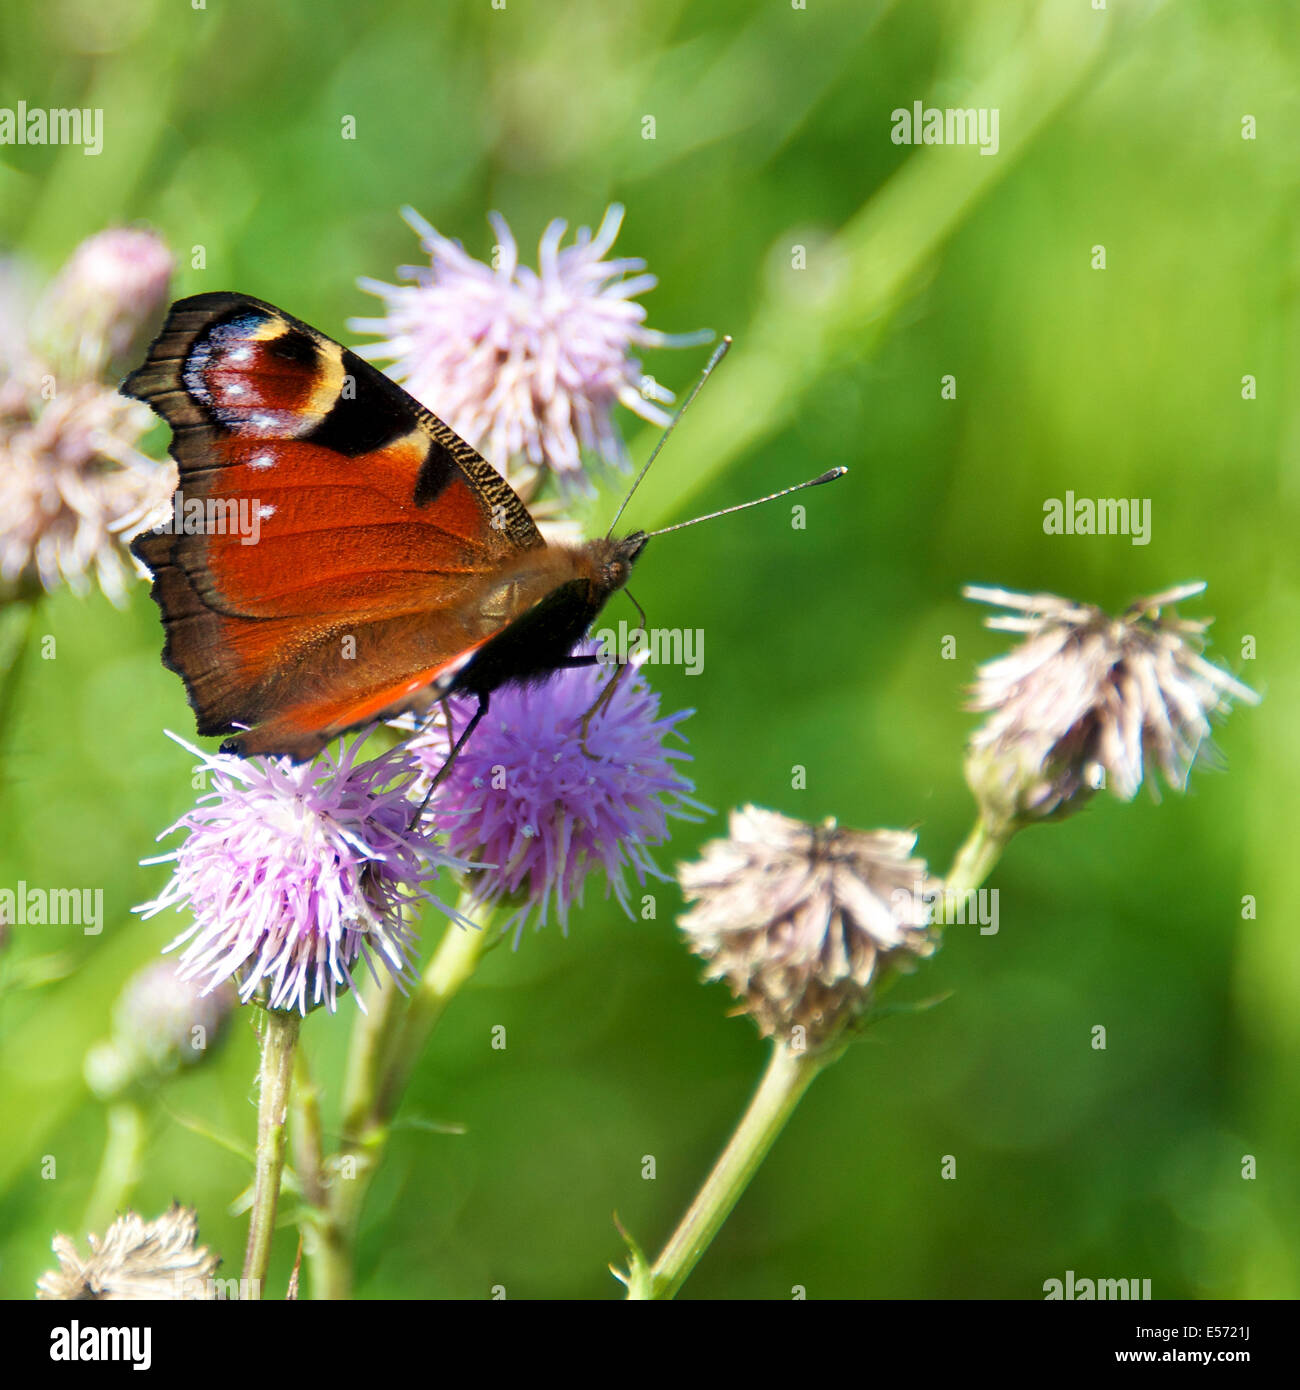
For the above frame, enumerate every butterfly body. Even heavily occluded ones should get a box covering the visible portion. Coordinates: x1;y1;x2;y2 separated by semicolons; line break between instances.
125;293;645;760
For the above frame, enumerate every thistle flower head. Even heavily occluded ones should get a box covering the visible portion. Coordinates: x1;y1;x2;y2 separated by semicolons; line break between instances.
37;1205;219;1300
351;204;709;496
85;960;237;1097
0;380;174;603
678;805;939;1050
0;231;176;604
411;645;701;941
41;227;173;376
136;737;471;1015
964;582;1259;826
0;256;34;383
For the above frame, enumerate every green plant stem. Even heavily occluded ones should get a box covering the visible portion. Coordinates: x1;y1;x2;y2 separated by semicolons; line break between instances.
292;1047;326;1211
379;908;495;1120
310;898;494;1300
943;813;1014;905
633;1041;830;1300
631;811;1016;1300
83;1100;145;1237
242;1007;300;1297
338;967;405;1148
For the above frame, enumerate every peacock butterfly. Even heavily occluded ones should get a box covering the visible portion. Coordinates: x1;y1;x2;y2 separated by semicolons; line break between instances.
125;292;843;764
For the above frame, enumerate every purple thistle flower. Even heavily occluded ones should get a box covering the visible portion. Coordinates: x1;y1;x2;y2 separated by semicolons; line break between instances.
136;737;472;1015
409;643;702;940
350;204;710;495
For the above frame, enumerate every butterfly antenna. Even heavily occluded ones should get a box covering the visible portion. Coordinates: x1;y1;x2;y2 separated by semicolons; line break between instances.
640;467;848;539
605;335;732;538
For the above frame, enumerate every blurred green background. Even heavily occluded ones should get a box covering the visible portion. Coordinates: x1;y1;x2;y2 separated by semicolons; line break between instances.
1;0;1296;1299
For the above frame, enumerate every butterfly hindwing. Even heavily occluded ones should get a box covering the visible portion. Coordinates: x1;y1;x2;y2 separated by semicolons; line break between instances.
125;292;551;758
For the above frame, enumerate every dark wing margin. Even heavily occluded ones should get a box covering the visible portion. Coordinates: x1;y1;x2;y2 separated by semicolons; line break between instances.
120;291;549;755
122;290;544;547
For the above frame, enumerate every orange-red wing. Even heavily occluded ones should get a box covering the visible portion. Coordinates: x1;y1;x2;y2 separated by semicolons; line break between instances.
125;292;546;756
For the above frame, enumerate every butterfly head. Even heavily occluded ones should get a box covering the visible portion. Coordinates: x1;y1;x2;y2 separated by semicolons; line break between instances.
586;531;648;601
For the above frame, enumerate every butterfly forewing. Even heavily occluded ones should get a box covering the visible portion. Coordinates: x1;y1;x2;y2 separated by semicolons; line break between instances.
125;293;557;758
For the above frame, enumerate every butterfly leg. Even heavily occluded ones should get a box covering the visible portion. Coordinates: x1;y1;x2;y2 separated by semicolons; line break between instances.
548;650;617;754
439;696;455;750
578;660;633;756
576;588;647;756
553;650;606;748
408;694;489;827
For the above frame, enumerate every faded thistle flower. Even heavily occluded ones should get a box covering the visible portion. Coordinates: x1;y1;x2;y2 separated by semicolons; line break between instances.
351;204;709;496
678;805;939;1050
0;380;174;603
964;583;1259;826
136;738;471;1015
411;644;701;940
84;960;237;1098
0;229;176;604
37;1204;219;1300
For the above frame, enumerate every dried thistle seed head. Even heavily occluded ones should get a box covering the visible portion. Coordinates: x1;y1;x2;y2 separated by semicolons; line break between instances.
963;583;1258;827
0;380;175;605
37;1205;219;1300
678;805;938;1050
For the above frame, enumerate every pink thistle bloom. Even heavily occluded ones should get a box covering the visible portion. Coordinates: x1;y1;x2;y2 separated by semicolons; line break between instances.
136;737;473;1015
350;205;710;495
0;232;176;604
41;227;174;376
409;644;703;940
85;960;238;1097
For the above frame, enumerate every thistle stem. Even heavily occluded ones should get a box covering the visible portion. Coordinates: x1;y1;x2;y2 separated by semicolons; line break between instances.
633;1041;829;1300
242;1007;300;1297
943;813;1014;906
83;1101;146;1239
379;910;494;1120
311;895;494;1300
292;1046;326;1211
631;812;1016;1299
